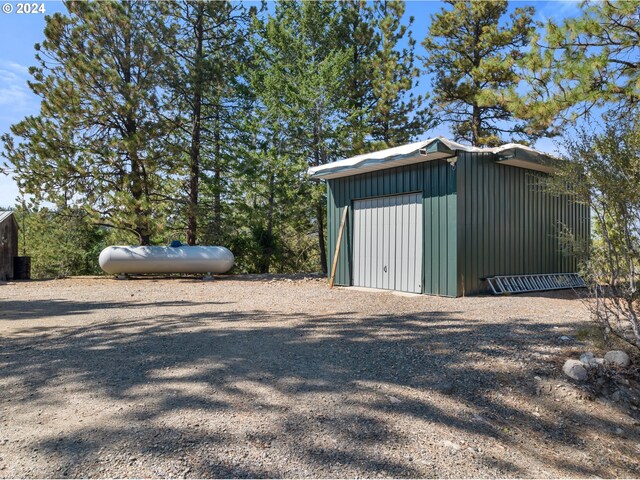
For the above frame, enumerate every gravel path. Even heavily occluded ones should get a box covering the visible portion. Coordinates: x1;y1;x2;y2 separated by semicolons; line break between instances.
1;276;639;478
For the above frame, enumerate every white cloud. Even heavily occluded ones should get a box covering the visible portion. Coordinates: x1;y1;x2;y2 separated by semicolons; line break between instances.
0;84;30;108
2;61;30;76
536;0;582;24
0;59;38;118
0;60;37;208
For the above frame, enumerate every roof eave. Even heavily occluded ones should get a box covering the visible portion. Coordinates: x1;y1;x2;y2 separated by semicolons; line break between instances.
495;147;556;174
309;138;456;180
308;138;558;180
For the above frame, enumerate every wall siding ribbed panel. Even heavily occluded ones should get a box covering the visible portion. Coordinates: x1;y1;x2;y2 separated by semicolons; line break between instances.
456;151;590;295
326;160;457;296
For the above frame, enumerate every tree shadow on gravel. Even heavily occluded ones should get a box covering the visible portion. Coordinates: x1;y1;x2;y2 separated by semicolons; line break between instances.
0;299;232;322
1;299;639;478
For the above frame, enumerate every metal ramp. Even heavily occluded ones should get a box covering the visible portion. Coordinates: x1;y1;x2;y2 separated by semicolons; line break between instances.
486;273;586;295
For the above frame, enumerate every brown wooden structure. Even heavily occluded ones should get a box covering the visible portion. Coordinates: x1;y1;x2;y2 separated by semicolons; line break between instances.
0;211;18;281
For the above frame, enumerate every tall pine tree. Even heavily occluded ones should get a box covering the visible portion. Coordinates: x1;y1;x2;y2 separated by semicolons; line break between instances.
158;1;254;245
422;0;537;146
339;0;432;154
369;0;431;148
517;0;640;133
2;0;175;244
338;0;378;155
253;1;351;274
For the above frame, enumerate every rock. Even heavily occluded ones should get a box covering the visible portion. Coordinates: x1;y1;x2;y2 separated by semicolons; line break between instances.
563;359;588;381
559;335;572;342
611;390;622;402
580;352;597;367
388;396;402;404
604;350;631;368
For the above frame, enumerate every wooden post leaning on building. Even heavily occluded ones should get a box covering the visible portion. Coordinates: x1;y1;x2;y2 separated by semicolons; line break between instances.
329;206;348;289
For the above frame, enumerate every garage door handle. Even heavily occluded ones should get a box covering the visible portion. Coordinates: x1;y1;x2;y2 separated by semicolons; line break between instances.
384;266;387;273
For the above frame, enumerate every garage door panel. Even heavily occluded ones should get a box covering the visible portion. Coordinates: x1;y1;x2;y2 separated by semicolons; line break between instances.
408;198;417;292
387;196;396;291
353;193;422;294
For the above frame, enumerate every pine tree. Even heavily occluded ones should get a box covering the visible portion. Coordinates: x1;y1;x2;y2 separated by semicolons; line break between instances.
2;1;175;245
339;0;432;154
253;1;351;274
369;0;431;148
338;0;378;155
13;205;108;278
422;0;537;146
518;0;640;133
159;1;254;245
231;111;314;273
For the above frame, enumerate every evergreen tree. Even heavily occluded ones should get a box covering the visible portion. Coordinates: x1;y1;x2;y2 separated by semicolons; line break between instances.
369;0;432;148
159;1;254;245
422;0;537;146
254;1;351;274
518;0;640;133
338;0;378;155
13;206;108;278
2;1;175;245
231;122;314;273
339;0;432;153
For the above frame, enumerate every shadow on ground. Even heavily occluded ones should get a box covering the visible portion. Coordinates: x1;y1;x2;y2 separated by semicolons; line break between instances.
1;296;638;478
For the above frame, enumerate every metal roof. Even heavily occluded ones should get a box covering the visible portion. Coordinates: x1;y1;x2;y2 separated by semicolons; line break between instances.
0;210;14;224
308;137;556;180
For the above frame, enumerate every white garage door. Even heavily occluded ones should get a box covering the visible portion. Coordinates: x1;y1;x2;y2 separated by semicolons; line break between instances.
352;193;423;293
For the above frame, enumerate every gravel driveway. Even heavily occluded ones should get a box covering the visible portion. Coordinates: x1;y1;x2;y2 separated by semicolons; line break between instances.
1;276;639;478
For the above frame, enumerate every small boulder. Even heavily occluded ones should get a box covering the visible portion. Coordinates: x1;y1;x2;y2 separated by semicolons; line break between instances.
580;352;597;367
563;359;588;381
559;335;573;342
604;350;631;368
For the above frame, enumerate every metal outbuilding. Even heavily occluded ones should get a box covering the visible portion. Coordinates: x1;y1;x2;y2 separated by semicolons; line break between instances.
309;138;590;296
0;211;19;281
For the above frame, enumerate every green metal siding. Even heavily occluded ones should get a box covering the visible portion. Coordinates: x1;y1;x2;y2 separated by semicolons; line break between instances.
325;150;589;297
326;160;457;296
456;151;590;295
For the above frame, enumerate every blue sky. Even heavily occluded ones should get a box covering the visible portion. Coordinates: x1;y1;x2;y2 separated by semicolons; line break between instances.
0;0;582;208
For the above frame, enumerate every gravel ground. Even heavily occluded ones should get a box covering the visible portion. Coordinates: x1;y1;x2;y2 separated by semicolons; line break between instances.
1;275;639;478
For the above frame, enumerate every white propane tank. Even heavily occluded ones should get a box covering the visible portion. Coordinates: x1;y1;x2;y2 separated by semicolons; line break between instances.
98;245;234;275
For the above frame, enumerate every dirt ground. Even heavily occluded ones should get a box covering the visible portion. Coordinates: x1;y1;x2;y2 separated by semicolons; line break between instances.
1;275;639;478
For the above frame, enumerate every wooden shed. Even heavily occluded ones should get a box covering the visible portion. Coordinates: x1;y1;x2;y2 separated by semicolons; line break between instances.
0;211;19;281
309;138;590;297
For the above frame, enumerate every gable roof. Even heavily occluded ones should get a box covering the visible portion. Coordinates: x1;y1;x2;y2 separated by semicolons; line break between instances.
308;137;556;180
0;211;14;224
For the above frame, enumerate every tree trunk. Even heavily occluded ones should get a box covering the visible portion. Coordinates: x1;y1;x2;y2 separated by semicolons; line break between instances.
471;104;481;146
186;5;204;246
259;171;276;274
139;232;151;246
122;2;151;246
312;117;328;275
213;105;222;244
